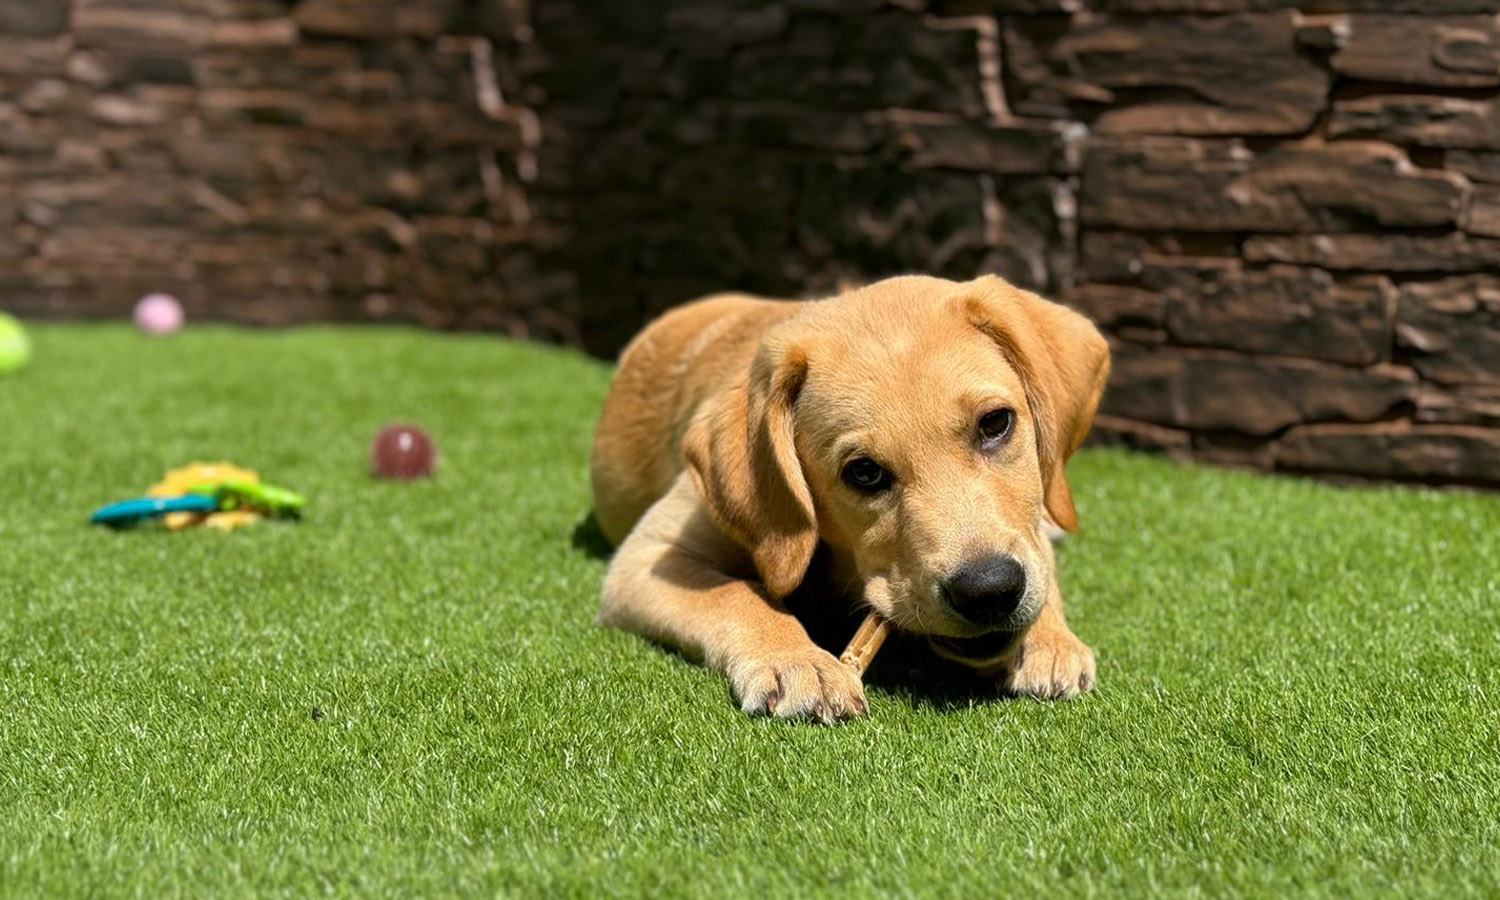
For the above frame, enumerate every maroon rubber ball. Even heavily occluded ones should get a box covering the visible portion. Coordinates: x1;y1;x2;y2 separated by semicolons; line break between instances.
371;424;437;480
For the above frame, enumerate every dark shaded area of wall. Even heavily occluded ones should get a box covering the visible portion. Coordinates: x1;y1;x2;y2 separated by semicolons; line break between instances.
0;0;574;338
3;0;1499;484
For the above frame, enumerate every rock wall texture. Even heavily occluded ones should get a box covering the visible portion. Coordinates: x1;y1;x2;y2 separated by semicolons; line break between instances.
4;0;1500;485
0;0;563;336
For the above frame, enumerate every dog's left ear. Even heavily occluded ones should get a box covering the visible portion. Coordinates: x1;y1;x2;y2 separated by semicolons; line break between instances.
960;276;1111;532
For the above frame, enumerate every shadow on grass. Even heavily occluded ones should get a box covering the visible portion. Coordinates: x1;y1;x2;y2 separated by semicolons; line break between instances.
570;511;613;560
860;633;1002;714
786;571;1003;716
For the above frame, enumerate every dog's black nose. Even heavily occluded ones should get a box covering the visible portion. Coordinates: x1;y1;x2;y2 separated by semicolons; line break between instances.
942;555;1027;626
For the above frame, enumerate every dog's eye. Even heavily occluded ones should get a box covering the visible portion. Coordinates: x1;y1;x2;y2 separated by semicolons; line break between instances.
978;408;1015;446
841;457;892;494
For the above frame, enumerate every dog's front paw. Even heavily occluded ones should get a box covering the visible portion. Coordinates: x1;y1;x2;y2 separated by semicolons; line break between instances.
1000;626;1096;700
728;647;868;723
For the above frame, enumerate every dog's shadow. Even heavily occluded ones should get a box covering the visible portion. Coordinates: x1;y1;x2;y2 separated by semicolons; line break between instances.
570;512;613;560
574;510;1005;714
788;588;1001;715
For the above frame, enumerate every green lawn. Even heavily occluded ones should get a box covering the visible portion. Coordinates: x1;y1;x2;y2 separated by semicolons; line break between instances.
1;324;1497;898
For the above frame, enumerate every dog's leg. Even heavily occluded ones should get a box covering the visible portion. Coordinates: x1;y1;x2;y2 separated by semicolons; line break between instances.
599;477;867;721
993;588;1096;700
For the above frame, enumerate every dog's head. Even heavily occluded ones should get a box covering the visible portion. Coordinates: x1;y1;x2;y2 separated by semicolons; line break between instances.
683;275;1109;645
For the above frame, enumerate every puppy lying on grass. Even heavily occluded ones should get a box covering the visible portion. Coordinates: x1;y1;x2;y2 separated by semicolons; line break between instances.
590;275;1109;721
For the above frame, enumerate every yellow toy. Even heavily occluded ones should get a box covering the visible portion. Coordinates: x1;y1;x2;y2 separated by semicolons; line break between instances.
149;462;263;531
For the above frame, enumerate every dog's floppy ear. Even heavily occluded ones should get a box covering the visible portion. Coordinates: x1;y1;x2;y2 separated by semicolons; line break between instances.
961;276;1110;533
682;336;817;598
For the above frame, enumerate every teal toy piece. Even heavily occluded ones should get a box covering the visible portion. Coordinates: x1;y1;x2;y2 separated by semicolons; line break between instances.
91;495;219;528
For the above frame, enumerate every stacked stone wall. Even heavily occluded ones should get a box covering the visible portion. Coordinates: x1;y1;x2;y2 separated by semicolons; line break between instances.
4;1;1498;483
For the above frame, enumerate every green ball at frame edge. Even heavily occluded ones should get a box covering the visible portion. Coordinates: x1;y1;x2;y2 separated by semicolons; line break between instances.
0;313;30;375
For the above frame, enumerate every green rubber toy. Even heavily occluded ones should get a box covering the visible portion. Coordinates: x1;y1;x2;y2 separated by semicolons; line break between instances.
189;480;306;518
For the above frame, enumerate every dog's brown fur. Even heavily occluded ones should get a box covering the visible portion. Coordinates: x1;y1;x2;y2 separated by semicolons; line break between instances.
591;275;1109;721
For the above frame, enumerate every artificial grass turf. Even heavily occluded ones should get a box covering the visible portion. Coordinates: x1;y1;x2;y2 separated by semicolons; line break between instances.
1;323;1498;899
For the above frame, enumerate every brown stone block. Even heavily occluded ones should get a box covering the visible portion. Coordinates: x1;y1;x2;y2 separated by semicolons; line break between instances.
197;87;307;127
936;0;1080;12
1105;343;1415;435
1332;16;1500;87
0;145;116;184
1082;138;1467;232
728;14;985;116
1093;0;1500;9
89;93;173;127
192;44;365;92
1277;423;1500;484
1063;283;1167;331
1080;232;1155;284
1331;0;1500;9
1295;14;1349;51
1091;0;1500;7
0;0;69;36
0;37;69;76
1005;12;1328;135
294;0;461;40
1397;276;1500;385
1416;383;1500;427
359;40;478;101
205;17;298;48
1087;414;1194;458
69;47;196;86
1151;262;1396;365
1082;138;1252;229
35;226;189;269
315;146;497;217
72;7;204;48
201;0;297;16
885;110;1081;174
23;170;265;235
312;100;526;149
1245;233;1500;271
1330;94;1500;149
0;107;61;159
1448;148;1500;182
1270;140;1474;228
171;135;273;184
1078;231;1241;284
1464;183;1500;237
1192;431;1277;470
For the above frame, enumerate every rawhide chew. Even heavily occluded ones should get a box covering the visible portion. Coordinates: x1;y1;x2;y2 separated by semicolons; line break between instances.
838;612;892;675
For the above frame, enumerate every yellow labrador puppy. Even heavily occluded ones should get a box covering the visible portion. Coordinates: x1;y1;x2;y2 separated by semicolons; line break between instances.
591;275;1109;721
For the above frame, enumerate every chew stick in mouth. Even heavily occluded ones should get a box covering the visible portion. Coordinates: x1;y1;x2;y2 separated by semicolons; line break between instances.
838;612;892;675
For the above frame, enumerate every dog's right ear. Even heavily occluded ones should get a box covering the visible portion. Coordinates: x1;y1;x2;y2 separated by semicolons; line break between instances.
682;337;817;599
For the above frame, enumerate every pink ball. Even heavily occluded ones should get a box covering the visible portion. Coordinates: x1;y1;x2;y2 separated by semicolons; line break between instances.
134;293;184;336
